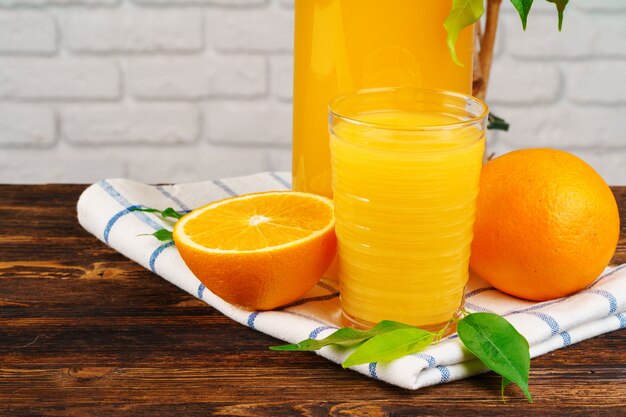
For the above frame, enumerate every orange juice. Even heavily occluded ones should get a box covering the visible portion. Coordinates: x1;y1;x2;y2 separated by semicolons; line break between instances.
292;0;474;197
329;88;487;329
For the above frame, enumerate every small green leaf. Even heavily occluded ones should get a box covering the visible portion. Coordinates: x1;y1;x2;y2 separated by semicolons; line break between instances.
139;228;173;242
487;113;510;131
444;0;484;66
457;313;532;402
270;320;413;351
130;207;161;215
131;206;184;220
546;0;569;30
161;207;183;219
342;328;435;368
509;0;534;30
153;229;174;241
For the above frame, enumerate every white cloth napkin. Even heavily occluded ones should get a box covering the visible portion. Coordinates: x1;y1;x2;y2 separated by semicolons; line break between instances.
77;172;626;390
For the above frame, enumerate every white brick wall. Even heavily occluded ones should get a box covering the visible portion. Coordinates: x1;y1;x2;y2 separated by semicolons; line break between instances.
0;0;624;185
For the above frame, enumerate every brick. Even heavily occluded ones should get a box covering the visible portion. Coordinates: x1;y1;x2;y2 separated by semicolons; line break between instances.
489;104;626;148
0;11;56;54
488;61;561;105
126;145;270;184
62;104;200;145
133;0;266;5
210;8;293;52
0;0;117;5
65;9;203;53
0;58;119;99
0;105;55;147
575;0;626;12
206;100;291;146
0;151;125;184
270;55;292;102
567;62;626;105
128;55;266;100
506;11;626;59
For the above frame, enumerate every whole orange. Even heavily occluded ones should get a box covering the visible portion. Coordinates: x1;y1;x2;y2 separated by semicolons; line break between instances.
470;148;620;301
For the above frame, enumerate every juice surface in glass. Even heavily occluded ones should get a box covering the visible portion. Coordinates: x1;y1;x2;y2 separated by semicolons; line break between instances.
329;88;487;329
293;0;474;197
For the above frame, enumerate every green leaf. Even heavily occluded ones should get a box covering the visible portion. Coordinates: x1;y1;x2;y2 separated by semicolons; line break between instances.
444;0;484;66
457;313;532;402
270;320;413;351
131;206;184;220
161;207;183;219
509;0;534;30
342;328;435;368
153;229;174;241
487;113;510;131
139;228;173;242
546;0;569;31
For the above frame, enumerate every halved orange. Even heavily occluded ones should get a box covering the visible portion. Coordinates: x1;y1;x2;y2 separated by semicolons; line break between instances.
173;191;337;310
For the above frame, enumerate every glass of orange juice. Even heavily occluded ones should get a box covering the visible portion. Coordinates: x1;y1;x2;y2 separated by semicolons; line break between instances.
329;88;488;330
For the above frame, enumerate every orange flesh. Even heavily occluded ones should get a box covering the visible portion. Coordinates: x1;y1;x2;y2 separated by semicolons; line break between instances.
181;193;334;251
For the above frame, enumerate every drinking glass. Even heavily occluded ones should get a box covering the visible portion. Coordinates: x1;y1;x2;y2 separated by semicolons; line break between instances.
329;87;488;330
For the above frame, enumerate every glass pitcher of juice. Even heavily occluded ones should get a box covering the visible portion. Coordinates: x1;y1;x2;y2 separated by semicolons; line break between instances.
292;0;474;197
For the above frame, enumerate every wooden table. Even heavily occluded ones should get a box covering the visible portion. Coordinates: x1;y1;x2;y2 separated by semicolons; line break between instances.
1;185;625;416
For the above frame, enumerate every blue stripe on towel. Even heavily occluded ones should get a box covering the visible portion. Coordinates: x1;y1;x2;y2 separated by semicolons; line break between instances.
498;266;625;317
524;311;560;336
464;301;495;313
368;362;378;379
585;289;618;313
103;204;143;244
98;180;162;237
465;287;496;299
247;312;260;329
413;353;437;368
148;241;175;273
309;325;337;339
156;185;191;212
616;313;626;329
269;171;291;189
212;179;237;196
99;181;180;272
504;298;567;316
560;331;572;347
197;283;206;299
439;366;450;383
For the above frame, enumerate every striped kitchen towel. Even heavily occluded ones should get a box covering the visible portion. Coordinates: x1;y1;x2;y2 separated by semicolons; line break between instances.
77;172;626;390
